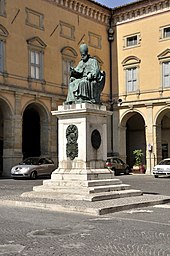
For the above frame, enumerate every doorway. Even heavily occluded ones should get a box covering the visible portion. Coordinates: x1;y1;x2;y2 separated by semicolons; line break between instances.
22;107;40;159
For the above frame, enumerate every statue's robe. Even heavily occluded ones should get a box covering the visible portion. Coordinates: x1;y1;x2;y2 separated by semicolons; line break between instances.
66;56;104;104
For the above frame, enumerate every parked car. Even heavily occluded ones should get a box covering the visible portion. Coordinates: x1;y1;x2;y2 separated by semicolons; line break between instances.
105;157;131;175
152;158;170;178
11;157;56;179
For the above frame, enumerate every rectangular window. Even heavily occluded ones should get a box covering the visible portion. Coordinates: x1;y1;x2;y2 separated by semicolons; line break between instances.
30;50;42;80
126;67;137;92
0;40;4;72
160;25;170;40
123;33;141;49
162;61;170;88
63;59;73;85
163;27;170;38
127;35;137;47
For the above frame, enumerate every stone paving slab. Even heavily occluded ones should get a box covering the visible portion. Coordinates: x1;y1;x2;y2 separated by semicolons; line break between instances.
0;193;170;215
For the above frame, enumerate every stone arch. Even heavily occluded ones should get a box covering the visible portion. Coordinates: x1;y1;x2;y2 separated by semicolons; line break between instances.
0;97;13;176
61;46;78;86
122;56;141;66
119;110;146;168
22;102;50;159
120;109;146;127
154;106;170;161
61;46;78;58
154;106;170;125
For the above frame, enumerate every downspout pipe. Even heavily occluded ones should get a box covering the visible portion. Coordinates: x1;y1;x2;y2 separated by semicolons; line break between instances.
108;12;114;154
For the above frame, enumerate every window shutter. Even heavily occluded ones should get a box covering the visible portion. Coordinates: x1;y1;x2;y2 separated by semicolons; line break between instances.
133;67;137;91
126;67;137;92
127;69;132;92
163;62;170;87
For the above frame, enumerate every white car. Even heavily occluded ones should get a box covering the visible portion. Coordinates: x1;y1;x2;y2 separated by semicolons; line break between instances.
11;157;56;179
152;158;170;178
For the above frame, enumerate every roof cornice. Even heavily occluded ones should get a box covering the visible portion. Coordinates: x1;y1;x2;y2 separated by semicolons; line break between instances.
43;0;110;25
112;0;170;25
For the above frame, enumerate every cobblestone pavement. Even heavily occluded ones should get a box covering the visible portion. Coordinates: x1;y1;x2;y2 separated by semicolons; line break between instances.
0;175;170;255
0;203;170;255
119;174;170;196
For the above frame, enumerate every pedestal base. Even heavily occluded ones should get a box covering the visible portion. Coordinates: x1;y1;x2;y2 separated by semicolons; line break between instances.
22;168;142;202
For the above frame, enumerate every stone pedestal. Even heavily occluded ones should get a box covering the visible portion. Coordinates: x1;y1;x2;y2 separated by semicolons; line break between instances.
51;103;111;180
23;103;142;202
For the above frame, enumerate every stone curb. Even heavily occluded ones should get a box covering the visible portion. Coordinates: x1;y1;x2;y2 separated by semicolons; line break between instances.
1;195;170;215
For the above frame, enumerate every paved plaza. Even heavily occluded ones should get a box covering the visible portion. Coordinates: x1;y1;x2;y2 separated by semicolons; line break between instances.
0;174;170;255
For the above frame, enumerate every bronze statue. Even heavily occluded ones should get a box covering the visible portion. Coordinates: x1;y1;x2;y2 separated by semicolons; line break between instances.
65;44;105;105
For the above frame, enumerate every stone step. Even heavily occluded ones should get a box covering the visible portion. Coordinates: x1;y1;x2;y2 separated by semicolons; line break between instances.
13;193;170;215
42;178;122;188
87;189;143;202
33;183;130;194
89;184;130;193
22;189;142;202
87;179;122;187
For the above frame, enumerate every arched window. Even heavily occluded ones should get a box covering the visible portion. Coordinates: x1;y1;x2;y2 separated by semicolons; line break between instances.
61;47;77;86
122;56;141;94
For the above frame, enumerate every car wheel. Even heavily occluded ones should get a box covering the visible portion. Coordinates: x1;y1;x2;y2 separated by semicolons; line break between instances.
154;175;159;178
30;171;37;179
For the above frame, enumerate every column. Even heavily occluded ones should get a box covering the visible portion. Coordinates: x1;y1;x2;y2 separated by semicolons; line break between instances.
145;104;154;174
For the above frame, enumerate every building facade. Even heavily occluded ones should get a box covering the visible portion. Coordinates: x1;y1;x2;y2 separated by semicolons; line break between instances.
112;0;170;173
0;0;111;176
0;0;170;176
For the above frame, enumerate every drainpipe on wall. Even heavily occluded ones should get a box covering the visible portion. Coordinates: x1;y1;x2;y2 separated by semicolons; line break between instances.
108;13;114;155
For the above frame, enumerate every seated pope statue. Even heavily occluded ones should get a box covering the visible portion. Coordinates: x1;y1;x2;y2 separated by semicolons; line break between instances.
65;43;105;105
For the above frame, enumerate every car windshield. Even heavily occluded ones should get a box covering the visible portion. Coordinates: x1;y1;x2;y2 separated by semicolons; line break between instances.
20;158;40;165
159;160;170;165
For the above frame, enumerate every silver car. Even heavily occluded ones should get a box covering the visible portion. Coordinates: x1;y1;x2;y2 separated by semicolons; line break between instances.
152;158;170;178
11;157;55;179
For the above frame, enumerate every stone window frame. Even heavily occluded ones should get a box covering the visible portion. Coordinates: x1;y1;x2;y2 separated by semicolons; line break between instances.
0;24;8;76
27;37;46;83
59;21;75;41
88;32;102;49
158;49;170;90
61;46;77;86
159;24;170;41
122;56;141;95
0;0;6;17
25;8;44;31
123;33;141;49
